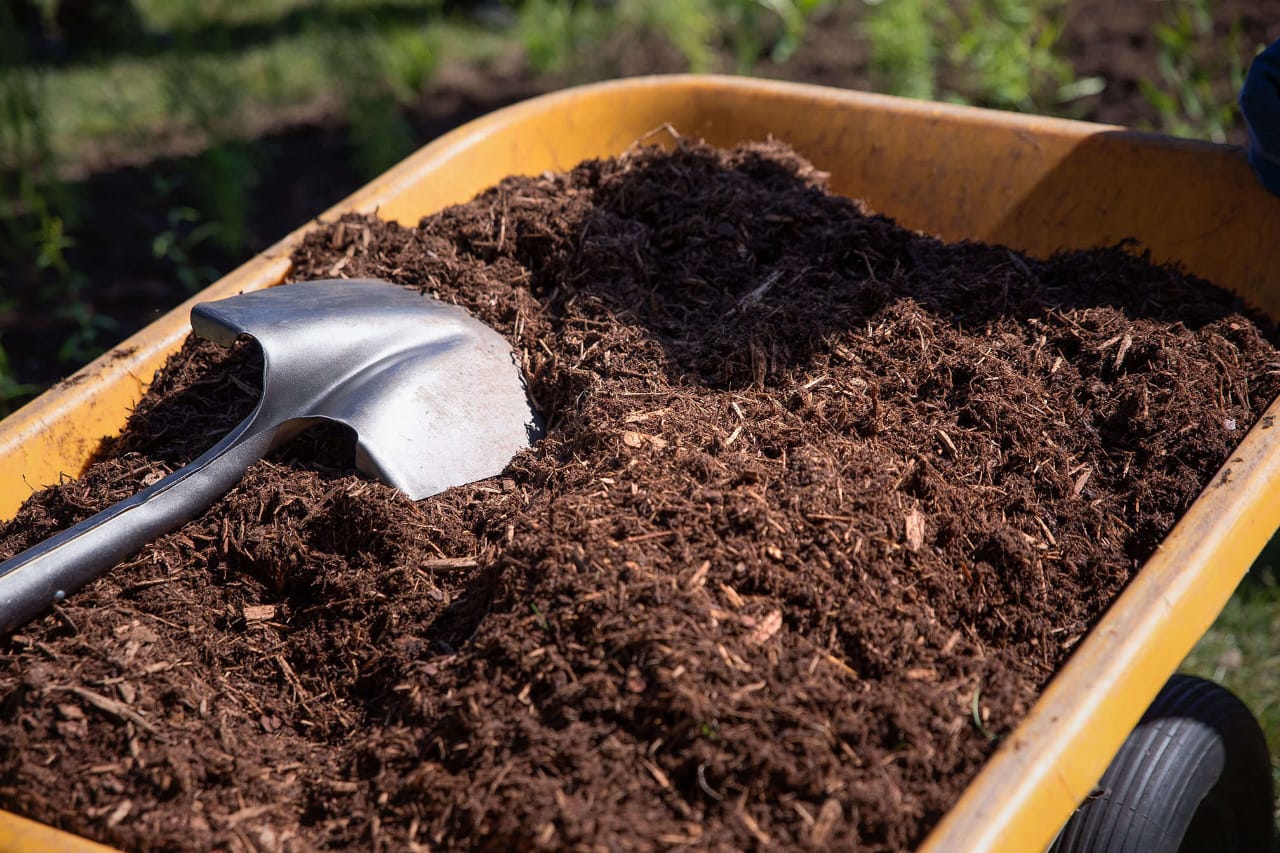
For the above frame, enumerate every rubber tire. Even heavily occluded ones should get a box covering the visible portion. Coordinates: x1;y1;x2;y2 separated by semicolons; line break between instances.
1049;674;1273;853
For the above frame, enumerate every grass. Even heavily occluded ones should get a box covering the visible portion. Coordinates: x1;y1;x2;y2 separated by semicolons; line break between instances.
1180;544;1280;811
0;0;845;417
512;0;831;78
20;7;503;171
0;1;509;415
1138;0;1249;142
862;0;1091;115
1181;565;1280;733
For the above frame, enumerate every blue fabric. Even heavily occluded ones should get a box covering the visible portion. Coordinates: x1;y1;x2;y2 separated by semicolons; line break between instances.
1241;40;1280;196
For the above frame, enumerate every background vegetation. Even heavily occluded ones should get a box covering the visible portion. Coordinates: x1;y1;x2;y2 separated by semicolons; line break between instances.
3;0;1278;829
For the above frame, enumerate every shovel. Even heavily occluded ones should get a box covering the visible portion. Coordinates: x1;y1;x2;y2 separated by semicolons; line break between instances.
0;278;538;633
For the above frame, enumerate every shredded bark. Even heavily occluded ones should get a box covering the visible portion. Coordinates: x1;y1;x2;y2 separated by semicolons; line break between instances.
2;140;1276;852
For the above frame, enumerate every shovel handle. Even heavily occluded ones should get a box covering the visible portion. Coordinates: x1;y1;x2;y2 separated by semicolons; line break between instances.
0;424;277;634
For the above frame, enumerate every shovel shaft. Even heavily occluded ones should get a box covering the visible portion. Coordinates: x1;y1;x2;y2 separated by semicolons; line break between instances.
0;425;275;634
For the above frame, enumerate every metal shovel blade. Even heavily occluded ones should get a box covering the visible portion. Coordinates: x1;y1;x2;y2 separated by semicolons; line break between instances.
0;278;539;633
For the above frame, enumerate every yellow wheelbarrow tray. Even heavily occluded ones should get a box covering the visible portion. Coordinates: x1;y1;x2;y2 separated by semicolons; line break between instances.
2;76;1278;853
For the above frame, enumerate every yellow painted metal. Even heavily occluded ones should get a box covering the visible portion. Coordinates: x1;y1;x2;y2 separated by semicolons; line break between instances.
2;76;1278;852
0;811;115;852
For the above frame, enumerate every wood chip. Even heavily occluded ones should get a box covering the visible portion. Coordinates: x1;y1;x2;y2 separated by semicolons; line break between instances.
728;681;767;703
738;804;773;846
421;556;479;571
622;430;668;450
719;583;745;610
106;799;133;828
935;428;958;457
1114;333;1133;370
687;561;710;590
904;508;926;552
746;610;783;645
623;408;669;423
810;798;844;846
226;803;277;827
820;651;859;679
64;686;159;737
642;759;671;789
243;604;277;622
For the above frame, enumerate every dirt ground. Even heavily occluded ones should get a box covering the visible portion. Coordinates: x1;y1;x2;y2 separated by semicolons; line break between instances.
2;140;1277;851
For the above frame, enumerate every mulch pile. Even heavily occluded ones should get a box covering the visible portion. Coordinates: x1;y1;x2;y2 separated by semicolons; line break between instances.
2;140;1277;852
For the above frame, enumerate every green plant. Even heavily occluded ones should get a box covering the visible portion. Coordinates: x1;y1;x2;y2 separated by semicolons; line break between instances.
512;0;828;77
862;0;1077;113
158;49;245;143
1139;0;1246;142
151;35;267;281
151;205;223;293
709;0;829;72
864;0;938;101
380;25;442;103
0;334;38;416
190;142;259;258
0;32;110;379
941;0;1073;112
322;17;435;180
146;140;261;295
516;0;609;74
621;0;718;72
54;291;118;365
346;92;417;180
767;0;829;64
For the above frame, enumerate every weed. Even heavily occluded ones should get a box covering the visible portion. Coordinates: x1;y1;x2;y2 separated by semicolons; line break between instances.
346;93;417;180
763;0;829;64
941;0;1073;112
190;142;260;258
711;0;830;73
864;0;937;101
512;0;828;78
0;22;112;385
380;25;442;104
157;48;244;143
0;340;38;417
862;0;1075;113
1139;0;1248;142
150;204;223;293
325;16;437;180
638;0;829;74
54;294;117;366
620;0;717;73
29;205;74;277
517;0;598;74
145;168;247;300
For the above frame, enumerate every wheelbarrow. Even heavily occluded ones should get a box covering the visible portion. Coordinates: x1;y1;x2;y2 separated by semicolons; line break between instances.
2;76;1278;853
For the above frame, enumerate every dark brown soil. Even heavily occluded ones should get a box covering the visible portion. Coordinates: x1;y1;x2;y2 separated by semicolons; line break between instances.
1;140;1277;851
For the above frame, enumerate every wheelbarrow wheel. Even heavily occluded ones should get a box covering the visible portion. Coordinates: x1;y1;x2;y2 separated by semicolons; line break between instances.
1049;674;1272;853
